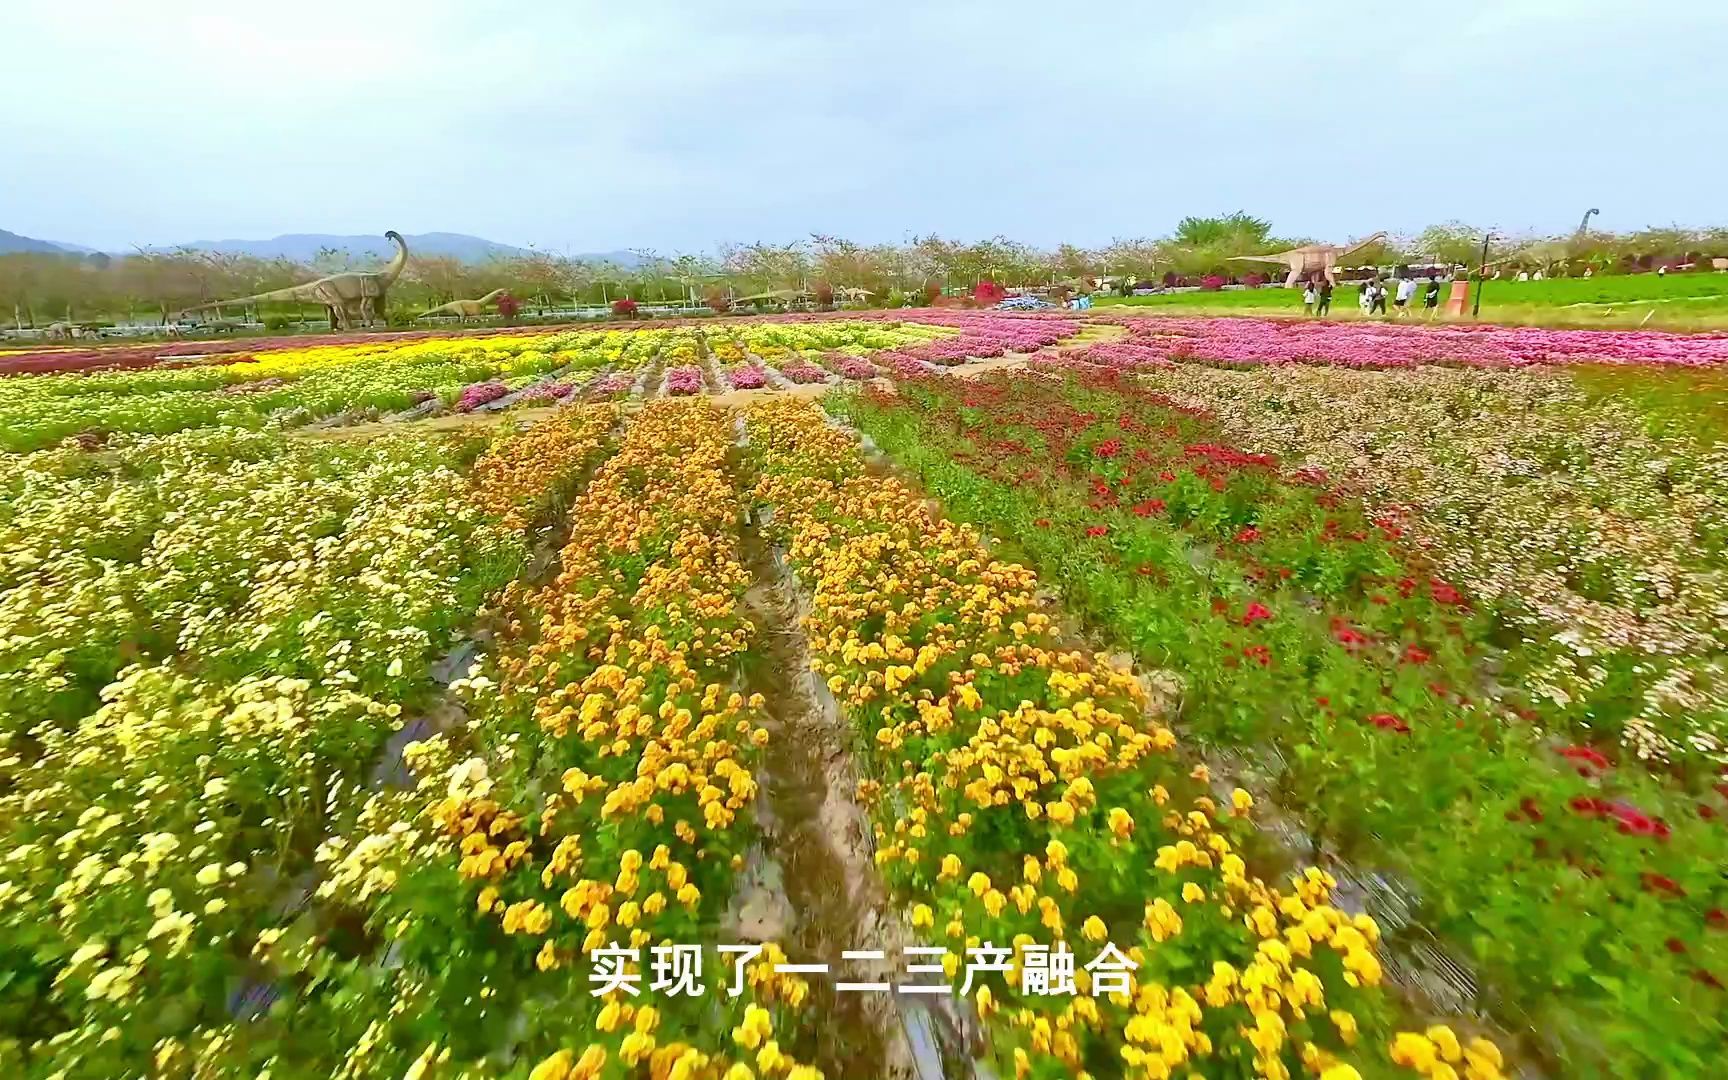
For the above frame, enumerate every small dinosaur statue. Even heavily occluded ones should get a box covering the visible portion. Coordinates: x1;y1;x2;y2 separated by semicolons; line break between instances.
417;288;508;321
180;231;408;330
1228;232;1390;286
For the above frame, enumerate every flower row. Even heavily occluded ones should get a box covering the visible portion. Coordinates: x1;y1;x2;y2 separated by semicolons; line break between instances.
743;397;1494;1080
834;369;1728;1075
0;427;528;1074
468;404;619;530
267;400;826;1076
1101;315;1728;369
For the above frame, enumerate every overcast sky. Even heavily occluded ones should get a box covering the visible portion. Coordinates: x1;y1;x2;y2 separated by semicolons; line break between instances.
4;0;1723;254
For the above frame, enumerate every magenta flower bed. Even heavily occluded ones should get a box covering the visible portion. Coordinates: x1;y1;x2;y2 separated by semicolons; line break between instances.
823;352;879;379
586;372;634;398
777;359;830;384
454;380;510;412
893;314;1082;366
870;350;936;378
515;380;578;403
1105;316;1728;369
1049;342;1178;370
665;365;704;395
726;363;768;390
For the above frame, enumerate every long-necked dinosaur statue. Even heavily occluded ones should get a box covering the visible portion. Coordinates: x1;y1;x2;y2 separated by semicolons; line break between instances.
417;288;508;321
179;231;408;330
1228;231;1390;286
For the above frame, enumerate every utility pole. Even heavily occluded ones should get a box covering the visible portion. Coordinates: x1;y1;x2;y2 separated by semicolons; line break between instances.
1472;233;1493;319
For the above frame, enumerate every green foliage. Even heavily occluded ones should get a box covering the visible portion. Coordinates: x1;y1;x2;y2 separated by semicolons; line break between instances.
838;372;1728;1076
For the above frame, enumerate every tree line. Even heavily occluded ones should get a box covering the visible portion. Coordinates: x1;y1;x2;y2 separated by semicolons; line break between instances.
5;214;1726;327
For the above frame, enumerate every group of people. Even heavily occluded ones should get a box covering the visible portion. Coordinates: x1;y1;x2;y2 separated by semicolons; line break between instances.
1302;276;1443;319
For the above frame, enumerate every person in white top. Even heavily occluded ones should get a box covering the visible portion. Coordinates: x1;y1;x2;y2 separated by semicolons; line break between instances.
1394;277;1416;318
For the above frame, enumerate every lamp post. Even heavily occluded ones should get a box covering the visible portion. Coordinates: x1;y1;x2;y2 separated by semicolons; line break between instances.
1472;233;1494;319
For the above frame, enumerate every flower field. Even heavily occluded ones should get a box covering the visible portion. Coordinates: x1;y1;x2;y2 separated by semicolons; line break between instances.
4;311;1727;1077
0;317;1015;453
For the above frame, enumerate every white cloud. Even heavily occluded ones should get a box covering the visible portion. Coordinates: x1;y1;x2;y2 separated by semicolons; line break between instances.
3;0;1724;250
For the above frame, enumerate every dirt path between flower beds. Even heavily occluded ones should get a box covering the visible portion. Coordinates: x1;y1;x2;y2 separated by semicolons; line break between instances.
735;515;934;1079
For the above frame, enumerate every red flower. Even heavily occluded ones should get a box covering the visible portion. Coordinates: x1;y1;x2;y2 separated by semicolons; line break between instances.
1570;796;1609;817
1558;745;1611;775
1159;470;1176;482
1367;712;1411;734
1614;803;1667;839
1242;644;1271;667
1641;872;1684;897
1131;498;1166;517
1094;438;1123;459
1241;602;1273;626
1234;526;1261;544
1085;525;1110;538
1666;937;1689;954
1706;908;1728;930
1429;579;1463;605
1402;644;1431;664
1314;696;1330;707
1331;619;1368;651
1035;518;1051;527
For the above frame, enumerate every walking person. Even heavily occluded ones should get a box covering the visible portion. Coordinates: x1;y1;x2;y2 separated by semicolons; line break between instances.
1394;276;1415;318
1317;278;1334;317
1359;279;1374;316
1424;277;1442;320
1370;280;1389;316
1302;279;1316;316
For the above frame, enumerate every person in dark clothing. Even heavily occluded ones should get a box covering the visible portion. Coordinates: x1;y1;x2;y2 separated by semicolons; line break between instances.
1316;279;1333;317
1370;281;1388;315
1424;278;1442;319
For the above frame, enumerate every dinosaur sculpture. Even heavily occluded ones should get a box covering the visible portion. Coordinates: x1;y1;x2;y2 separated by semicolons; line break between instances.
1228;232;1390;286
180;231;408;330
417;288;508;321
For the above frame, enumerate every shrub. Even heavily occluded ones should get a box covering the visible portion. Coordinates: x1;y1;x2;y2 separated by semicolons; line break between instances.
813;282;835;309
612;298;639;318
496;293;521;320
1201;274;1227;291
973;280;1006;305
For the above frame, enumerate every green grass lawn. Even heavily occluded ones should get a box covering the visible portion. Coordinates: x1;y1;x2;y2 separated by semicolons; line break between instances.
1096;273;1728;330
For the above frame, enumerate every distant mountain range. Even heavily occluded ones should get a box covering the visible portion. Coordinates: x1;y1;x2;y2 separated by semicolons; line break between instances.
0;229;81;255
0;228;642;266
